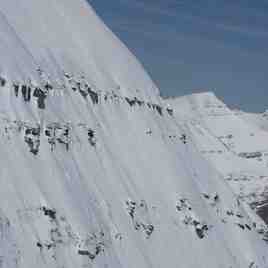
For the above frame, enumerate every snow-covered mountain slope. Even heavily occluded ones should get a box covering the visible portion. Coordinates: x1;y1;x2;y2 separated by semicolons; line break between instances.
1;1;268;268
169;92;268;221
170;92;268;154
239;111;268;132
0;0;159;101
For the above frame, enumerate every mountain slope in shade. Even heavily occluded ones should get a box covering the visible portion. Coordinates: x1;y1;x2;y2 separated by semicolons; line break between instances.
0;1;268;268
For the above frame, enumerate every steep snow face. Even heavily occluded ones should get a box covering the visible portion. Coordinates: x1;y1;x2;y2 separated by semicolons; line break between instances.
169;92;268;220
0;0;159;101
1;89;268;268
0;2;268;268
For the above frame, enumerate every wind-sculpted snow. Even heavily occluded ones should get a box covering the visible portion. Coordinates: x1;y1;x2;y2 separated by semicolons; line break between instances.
0;1;268;268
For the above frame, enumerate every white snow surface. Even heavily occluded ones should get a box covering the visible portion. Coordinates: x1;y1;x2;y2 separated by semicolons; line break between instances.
169;92;268;207
239;111;268;132
0;0;159;101
0;1;268;268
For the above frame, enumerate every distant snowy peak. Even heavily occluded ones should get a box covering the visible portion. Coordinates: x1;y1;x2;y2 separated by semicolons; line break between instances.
0;0;159;101
169;91;268;153
167;91;231;120
239;111;268;132
169;91;268;229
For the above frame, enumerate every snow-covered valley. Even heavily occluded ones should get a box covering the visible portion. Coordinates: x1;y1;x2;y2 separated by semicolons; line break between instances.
0;1;268;268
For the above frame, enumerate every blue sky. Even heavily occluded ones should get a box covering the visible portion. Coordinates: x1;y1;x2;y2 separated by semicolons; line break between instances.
89;0;268;112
